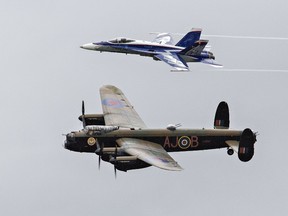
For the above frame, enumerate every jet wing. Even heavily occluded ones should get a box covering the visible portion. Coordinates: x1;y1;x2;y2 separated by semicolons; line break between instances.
117;138;183;171
100;85;147;129
154;52;189;71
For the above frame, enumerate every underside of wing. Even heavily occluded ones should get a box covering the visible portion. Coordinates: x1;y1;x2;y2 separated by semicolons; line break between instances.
154;52;189;71
100;85;146;129
117;138;183;171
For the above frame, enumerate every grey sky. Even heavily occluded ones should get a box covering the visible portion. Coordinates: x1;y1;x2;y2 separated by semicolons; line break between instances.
1;0;288;215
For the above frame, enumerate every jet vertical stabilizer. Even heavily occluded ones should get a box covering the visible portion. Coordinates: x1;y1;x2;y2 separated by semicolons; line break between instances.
175;28;202;48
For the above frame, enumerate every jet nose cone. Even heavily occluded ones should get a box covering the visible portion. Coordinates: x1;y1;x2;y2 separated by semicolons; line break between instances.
80;43;98;50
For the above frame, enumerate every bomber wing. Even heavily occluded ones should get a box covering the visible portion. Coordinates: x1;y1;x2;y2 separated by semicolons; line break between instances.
117;138;183;171
154;52;189;71
100;85;147;129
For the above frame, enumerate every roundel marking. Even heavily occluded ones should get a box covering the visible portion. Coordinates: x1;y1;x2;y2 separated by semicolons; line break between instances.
102;98;124;108
87;137;96;146
178;136;191;149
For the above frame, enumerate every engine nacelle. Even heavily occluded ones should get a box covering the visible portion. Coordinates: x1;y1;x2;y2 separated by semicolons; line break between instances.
78;114;105;125
115;159;150;172
101;155;150;172
83;125;119;135
238;128;256;162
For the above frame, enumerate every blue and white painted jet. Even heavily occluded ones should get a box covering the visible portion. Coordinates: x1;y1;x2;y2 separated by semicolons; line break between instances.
80;28;222;71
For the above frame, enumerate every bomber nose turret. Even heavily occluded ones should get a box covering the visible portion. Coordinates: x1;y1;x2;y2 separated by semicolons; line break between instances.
64;133;77;151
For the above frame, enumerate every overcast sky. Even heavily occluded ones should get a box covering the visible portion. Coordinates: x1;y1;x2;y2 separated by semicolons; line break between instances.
1;0;288;215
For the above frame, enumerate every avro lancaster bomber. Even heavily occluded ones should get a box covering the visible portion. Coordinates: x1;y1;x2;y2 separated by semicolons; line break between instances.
64;85;256;174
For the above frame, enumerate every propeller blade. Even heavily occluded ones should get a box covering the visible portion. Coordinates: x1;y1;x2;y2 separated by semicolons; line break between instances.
95;141;103;170
98;155;101;170
114;166;117;179
81;100;86;128
82;100;85;115
114;144;118;179
115;144;118;156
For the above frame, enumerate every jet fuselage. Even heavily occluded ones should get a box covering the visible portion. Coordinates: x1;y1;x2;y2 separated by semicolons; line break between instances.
80;39;214;63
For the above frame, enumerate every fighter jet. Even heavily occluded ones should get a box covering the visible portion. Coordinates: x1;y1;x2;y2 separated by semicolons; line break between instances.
64;85;257;175
80;28;222;71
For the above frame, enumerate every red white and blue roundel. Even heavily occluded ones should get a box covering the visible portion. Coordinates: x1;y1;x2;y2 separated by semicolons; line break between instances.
178;136;191;149
102;98;124;108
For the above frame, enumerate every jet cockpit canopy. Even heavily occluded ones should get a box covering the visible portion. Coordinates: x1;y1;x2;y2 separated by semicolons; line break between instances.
109;38;135;44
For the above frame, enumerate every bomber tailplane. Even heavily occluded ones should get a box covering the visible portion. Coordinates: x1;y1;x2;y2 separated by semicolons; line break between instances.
226;128;256;162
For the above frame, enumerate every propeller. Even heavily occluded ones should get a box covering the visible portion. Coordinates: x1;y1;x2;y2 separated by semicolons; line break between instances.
98;153;101;170
114;144;118;178
95;141;103;170
81;100;86;128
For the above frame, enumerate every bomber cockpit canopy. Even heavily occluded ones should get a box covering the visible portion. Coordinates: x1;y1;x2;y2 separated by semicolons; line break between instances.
109;38;135;44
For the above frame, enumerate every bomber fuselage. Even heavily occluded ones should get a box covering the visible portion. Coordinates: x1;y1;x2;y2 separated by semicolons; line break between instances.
65;128;243;154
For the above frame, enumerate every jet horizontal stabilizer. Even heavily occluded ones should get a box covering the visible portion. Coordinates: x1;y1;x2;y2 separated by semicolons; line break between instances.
180;40;209;56
201;59;223;68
